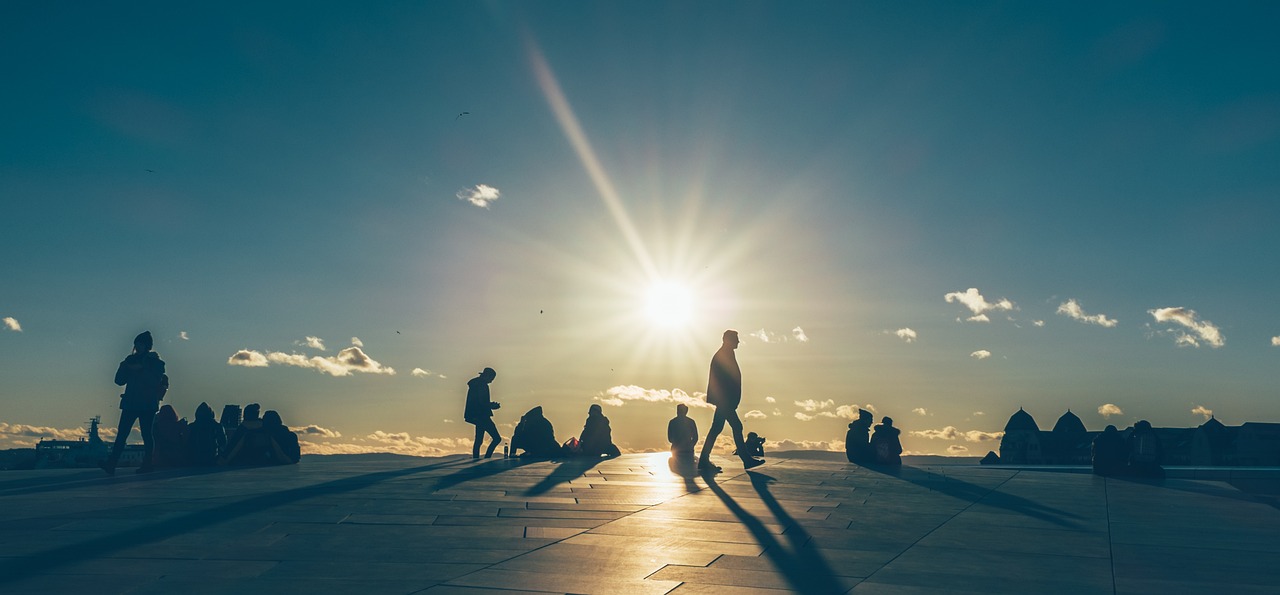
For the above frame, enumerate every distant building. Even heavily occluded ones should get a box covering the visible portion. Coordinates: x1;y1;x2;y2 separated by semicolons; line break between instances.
996;408;1280;467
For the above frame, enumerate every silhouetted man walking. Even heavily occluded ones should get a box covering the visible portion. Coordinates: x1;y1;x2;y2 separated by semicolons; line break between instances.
698;329;763;472
464;367;502;459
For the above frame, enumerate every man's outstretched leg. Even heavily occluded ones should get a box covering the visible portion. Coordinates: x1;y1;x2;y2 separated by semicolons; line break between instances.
698;409;727;472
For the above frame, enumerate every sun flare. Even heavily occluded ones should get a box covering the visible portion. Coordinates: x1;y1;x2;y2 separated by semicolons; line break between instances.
645;282;693;328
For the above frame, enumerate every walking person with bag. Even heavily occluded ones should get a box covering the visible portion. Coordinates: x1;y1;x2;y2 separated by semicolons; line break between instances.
100;331;169;475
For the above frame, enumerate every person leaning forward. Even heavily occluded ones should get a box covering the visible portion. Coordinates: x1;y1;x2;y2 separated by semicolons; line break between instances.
697;329;763;472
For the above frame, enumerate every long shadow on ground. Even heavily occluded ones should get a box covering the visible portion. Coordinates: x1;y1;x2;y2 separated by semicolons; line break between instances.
523;457;604;497
861;464;1086;530
703;470;847;595
0;457;476;584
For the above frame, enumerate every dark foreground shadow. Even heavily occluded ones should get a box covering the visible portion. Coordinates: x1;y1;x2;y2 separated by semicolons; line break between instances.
0;457;475;584
0;465;231;497
1110;475;1280;510
861;464;1086;530
523;456;604;497
703;471;846;595
668;456;702;493
428;457;534;494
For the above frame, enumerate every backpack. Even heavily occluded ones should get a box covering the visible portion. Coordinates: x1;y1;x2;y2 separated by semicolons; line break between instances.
562;437;581;455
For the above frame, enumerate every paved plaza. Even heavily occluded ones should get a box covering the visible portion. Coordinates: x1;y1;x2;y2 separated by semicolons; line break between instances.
1;453;1277;594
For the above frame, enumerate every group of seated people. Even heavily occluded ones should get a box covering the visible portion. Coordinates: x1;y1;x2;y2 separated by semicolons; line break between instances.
1092;420;1165;478
844;409;904;465
149;402;301;469
508;404;622;459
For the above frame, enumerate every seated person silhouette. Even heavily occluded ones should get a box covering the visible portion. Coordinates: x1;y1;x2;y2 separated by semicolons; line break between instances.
151;404;188;469
735;432;766;459
510;406;560;458
185;402;226;467
1126;420;1164;479
1091;425;1125;477
219;404;242;437
223;403;272;465
845;408;874;464
262;410;301;465
667;404;698;458
870;416;903;465
578;404;621;458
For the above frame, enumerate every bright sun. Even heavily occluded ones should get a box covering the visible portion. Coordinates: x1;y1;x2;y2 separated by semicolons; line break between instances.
645;282;693;328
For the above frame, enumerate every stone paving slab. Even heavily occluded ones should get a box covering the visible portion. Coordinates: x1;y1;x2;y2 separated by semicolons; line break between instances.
1;453;1277;594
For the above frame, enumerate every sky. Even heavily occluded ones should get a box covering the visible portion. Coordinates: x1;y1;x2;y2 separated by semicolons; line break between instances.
3;2;1279;457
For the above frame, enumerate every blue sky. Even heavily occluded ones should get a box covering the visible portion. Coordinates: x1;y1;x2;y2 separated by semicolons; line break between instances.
3;2;1278;456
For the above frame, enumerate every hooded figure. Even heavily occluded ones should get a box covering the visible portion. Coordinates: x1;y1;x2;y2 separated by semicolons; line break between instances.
262;410;301;465
511;406;560;458
151;404;187;468
1091;425;1126;476
186;402;227;466
579;404;621;458
870;417;903;465
224;403;271;465
845;408;875;465
463;368;502;458
667;404;698;457
1126;420;1165;478
101;331;169;475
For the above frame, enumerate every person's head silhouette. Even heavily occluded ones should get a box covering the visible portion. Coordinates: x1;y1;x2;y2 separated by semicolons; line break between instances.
882;416;894;427
589;403;603;416
244;403;261;422
480;367;497;382
133;331;153;353
262;410;283;428
859;409;873;422
676;403;689;417
722;329;740;349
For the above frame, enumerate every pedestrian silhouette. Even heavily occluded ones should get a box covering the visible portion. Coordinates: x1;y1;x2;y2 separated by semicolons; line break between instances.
511;406;560;458
845;408;874;464
667;403;698;458
698;330;763;472
464;367;502;459
151;404;187;469
1126;420;1165;479
1091;425;1125;476
578;404;621;458
100;331;169;475
870;416;903;465
186;402;226;467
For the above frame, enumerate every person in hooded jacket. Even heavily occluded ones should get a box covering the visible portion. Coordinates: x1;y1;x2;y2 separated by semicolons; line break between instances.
845;408;875;465
1091;425;1126;477
151;404;187;468
262;410;301;465
1126;420;1165;479
223;403;270;465
511;406;560;458
578;404;621;458
869;417;903;465
186;402;226;466
101;331;169;475
464;367;502;459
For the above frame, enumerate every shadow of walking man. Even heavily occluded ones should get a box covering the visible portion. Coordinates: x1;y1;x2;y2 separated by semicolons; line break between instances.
703;470;847;594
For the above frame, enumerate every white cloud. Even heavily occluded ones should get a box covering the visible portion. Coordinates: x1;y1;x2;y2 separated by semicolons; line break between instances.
1033;320;1045;327
970;350;992;360
299;336;326;351
456;184;500;208
228;349;269;367
973;411;985;416
1057;299;1118;328
910;426;1004;442
351;336;364;347
1098;404;1123;418
792;326;810;342
1192;405;1213;421
1149;307;1224;348
2;317;21;332
178;331;189;340
299;431;473;457
794;412;815;421
765;396;776;404
947;445;970;455
411;368;443;379
894;328;918;343
744;410;767;420
594;385;711;409
748;327;810;344
770;439;843;452
228;346;395;376
1271;336;1280;346
945;288;1016;319
794;399;835;412
912;408;928;416
298;425;341;438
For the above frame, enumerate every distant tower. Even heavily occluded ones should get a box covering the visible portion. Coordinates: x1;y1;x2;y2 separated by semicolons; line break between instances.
999;408;1044;464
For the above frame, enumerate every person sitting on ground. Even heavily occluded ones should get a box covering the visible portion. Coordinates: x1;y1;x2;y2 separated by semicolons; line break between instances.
845;408;875;465
185;402;226;467
870;416;903;465
667;404;698;458
219;404;242;438
736;432;766;459
1126;420;1165;479
1091;425;1125;477
223;403;271;465
262;410;301;465
511;406;560;458
150;404;188;469
578;404;622;458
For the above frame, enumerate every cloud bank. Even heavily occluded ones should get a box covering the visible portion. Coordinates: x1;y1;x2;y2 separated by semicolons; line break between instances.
910;426;1004;442
1149;307;1224;348
594;385;711;409
748;327;811;344
945;288;1015;320
1057;299;1118;328
227;346;395;377
457;184;500;208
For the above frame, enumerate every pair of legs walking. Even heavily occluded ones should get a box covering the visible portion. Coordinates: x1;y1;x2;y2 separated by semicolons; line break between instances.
472;418;501;458
101;409;155;475
698;406;762;470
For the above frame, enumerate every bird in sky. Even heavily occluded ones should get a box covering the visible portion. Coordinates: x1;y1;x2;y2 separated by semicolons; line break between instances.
455;111;470;121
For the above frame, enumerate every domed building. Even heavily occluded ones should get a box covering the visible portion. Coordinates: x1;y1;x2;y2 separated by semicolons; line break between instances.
998;408;1044;464
1048;410;1091;464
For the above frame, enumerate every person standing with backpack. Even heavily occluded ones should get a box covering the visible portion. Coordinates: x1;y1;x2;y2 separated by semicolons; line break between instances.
100;331;169;475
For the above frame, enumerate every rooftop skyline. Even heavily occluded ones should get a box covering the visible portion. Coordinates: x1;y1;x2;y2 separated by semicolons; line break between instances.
3;2;1279;456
